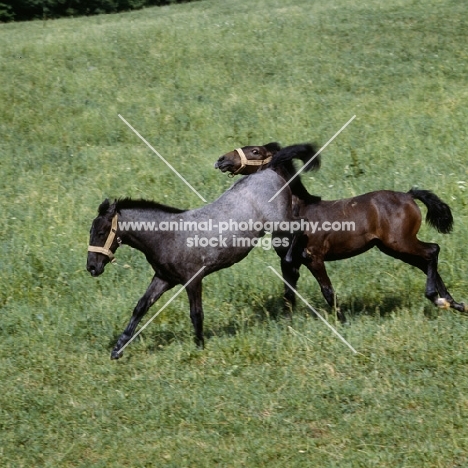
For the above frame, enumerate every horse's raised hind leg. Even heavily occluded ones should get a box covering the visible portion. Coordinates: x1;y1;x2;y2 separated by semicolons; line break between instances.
379;241;438;305
398;243;466;311
111;276;172;359
304;256;346;323
378;240;465;312
423;244;465;312
185;279;205;349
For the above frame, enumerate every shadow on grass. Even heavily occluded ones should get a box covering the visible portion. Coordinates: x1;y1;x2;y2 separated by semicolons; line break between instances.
106;293;441;355
116;297;288;353
107;329;186;353
251;291;424;320
339;294;407;318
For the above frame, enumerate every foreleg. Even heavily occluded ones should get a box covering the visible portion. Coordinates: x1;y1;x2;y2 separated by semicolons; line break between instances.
280;257;301;313
304;256;346;323
111;276;172;359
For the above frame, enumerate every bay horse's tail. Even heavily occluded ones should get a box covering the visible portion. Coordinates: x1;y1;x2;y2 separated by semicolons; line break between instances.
269;143;321;172
409;188;454;234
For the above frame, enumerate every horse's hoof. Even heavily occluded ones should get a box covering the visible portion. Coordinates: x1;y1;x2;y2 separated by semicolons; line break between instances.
195;339;205;350
283;297;294;311
111;349;123;360
335;307;347;324
436;298;450;309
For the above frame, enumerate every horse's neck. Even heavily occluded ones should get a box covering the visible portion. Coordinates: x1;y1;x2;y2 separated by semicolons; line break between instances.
121;207;155;221
117;208;168;250
120;206;178;222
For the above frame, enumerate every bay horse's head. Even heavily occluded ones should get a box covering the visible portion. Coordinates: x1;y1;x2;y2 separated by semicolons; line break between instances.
87;199;121;277
214;142;281;175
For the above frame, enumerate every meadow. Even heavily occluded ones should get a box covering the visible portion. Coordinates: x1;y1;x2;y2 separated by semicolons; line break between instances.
1;0;468;465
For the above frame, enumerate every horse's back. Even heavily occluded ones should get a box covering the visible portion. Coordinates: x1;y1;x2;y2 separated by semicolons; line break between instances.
210;169;293;222
301;190;422;253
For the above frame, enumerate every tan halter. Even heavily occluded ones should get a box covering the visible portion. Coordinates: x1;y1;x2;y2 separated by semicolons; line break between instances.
231;148;272;175
87;214;119;263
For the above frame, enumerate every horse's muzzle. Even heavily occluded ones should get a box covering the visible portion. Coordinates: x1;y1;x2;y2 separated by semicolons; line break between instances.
86;254;106;277
214;157;233;172
87;265;99;277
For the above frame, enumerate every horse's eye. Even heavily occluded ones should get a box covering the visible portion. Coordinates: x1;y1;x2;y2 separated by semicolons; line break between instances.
98;231;105;237
252;149;259;155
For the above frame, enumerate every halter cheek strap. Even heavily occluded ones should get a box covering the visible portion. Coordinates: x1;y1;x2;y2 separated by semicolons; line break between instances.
88;214;119;263
231;148;272;175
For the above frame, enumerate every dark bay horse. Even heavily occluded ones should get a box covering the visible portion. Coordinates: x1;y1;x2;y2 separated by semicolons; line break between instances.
214;144;466;318
216;142;322;204
87;169;302;359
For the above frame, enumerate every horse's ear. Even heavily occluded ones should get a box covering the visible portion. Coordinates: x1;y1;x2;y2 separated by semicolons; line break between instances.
263;142;282;155
108;199;118;216
98;198;117;216
98;199;110;215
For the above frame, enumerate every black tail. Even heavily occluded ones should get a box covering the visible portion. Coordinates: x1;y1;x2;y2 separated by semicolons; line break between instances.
269;143;321;172
409;188;453;234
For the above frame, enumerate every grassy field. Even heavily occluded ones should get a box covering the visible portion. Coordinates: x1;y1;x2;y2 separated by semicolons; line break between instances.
1;0;468;466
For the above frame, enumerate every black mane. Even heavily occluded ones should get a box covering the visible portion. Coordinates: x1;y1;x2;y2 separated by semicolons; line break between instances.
97;197;187;215
116;198;187;214
269;143;321;172
266;143;322;204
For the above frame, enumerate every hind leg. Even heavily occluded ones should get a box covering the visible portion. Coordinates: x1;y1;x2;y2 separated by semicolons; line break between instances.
418;242;439;305
303;255;346;323
434;272;466;312
378;240;465;312
406;243;465;312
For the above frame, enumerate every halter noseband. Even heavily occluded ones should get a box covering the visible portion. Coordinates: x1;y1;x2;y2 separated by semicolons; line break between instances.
88;214;119;263
231;148;272;175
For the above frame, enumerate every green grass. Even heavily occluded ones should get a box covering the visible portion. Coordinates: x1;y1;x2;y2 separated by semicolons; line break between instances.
1;0;468;466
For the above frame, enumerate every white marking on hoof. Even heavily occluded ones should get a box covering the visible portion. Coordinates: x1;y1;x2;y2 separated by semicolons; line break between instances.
436;298;450;309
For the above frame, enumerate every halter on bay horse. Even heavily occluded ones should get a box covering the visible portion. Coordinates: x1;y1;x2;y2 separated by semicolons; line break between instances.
87;168;305;359
216;142;322;204
215;143;466;319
